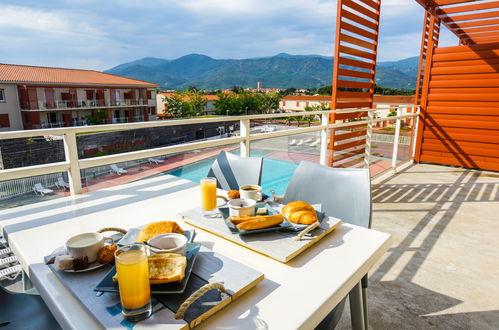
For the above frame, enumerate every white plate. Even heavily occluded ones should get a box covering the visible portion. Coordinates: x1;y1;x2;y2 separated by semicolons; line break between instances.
50;246;112;273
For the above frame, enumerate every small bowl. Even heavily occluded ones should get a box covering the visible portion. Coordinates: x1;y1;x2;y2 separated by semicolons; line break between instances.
147;233;187;255
228;198;256;217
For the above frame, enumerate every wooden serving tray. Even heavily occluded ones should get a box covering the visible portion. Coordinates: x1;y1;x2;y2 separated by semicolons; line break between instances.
179;208;342;263
47;245;263;329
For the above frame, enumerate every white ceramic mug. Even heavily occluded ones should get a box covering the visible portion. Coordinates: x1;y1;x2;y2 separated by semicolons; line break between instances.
239;185;262;202
228;198;256;217
66;232;113;263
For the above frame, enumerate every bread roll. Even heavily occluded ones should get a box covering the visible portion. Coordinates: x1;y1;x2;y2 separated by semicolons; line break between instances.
229;215;253;225
282;201;318;225
137;221;185;242
236;214;284;230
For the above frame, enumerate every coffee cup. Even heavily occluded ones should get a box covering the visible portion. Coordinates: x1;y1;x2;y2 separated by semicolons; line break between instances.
66;232;113;263
228;198;256;217
239;185;262;202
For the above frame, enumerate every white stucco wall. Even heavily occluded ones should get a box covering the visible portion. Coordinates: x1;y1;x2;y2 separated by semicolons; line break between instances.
0;83;23;131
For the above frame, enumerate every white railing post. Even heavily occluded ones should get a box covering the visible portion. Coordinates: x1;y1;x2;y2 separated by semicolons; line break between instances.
319;113;329;166
391;109;401;172
63;132;82;195
364;111;374;168
411;106;420;159
240;118;250;157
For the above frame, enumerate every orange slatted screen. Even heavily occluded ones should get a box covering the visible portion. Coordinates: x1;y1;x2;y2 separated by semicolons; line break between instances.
328;0;381;168
418;42;499;171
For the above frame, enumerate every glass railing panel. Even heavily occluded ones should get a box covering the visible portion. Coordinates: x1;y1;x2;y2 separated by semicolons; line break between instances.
0;172;67;209
0;135;65;170
250;131;321;196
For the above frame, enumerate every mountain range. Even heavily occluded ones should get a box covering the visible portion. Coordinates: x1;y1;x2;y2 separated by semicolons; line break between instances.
105;53;419;90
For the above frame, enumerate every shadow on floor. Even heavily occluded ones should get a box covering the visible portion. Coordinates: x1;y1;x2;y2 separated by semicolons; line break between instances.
337;165;499;329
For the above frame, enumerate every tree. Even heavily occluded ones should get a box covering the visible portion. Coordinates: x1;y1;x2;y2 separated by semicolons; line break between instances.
184;90;207;116
303;104;328;126
231;86;245;94
163;92;189;118
86;110;107;125
258;92;280;114
317;85;332;95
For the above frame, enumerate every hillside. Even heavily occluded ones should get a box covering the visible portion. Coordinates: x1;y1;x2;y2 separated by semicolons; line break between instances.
106;53;419;90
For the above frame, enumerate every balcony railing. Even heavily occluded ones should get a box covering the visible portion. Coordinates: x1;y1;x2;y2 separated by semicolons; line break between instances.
22;99;149;111
0;106;419;198
112;117;129;124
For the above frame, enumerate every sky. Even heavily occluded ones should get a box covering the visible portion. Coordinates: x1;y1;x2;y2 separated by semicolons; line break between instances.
0;0;457;70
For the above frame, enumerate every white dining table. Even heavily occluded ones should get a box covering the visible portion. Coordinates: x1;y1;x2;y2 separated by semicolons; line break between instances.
0;174;391;330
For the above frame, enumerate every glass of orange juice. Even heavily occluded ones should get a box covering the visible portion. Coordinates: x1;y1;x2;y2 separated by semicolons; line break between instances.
200;177;217;216
115;244;151;322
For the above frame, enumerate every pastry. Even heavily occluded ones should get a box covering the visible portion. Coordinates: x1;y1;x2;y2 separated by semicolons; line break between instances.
137;221;185;242
54;255;74;271
228;190;240;199
282;201;318;225
236;214;284;230
73;256;89;271
97;245;117;264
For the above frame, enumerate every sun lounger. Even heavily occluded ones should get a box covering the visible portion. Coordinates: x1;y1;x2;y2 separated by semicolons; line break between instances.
304;138;313;143
289;139;297;146
56;177;70;190
296;139;304;146
0;265;22;281
110;164;127;175
148;157;164;165
33;184;54;196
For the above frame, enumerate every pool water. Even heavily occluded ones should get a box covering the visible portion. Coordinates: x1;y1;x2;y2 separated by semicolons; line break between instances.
165;150;298;195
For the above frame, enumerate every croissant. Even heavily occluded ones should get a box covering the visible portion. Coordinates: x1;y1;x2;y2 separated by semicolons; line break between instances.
282;201;318;225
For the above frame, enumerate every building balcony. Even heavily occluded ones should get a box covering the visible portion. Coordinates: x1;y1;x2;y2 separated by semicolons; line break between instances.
20;99;150;111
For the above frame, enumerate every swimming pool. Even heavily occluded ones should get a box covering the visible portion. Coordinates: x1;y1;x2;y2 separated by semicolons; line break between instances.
165;150;298;195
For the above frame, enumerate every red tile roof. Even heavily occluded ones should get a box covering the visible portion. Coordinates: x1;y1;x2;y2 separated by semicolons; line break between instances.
282;95;331;101
0;63;158;87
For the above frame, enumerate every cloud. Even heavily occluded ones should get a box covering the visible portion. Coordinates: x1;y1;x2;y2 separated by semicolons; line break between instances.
0;0;459;71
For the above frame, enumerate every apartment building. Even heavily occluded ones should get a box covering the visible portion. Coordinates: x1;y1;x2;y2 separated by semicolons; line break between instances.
0;64;158;131
280;94;416;118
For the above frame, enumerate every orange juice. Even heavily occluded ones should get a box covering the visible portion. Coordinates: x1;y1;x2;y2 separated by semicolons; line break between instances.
116;249;150;309
200;178;217;211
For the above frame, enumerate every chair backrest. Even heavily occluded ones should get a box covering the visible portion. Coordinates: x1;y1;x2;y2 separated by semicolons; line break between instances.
110;164;118;170
58;177;65;184
34;183;43;190
207;151;263;191
283;161;372;228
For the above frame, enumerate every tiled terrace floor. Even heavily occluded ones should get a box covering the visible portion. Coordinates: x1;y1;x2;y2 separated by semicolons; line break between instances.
338;163;499;329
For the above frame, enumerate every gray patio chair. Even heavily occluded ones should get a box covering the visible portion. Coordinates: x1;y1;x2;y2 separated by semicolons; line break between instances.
0;286;61;329
283;161;371;329
207;151;263;191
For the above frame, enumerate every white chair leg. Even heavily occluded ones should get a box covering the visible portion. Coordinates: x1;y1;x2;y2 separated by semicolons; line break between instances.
362;287;368;329
349;282;365;330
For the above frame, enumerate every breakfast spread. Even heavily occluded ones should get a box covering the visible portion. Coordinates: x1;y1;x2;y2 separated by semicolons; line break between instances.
112;252;187;284
282;201;318;225
136;221;185;242
230;214;284;230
